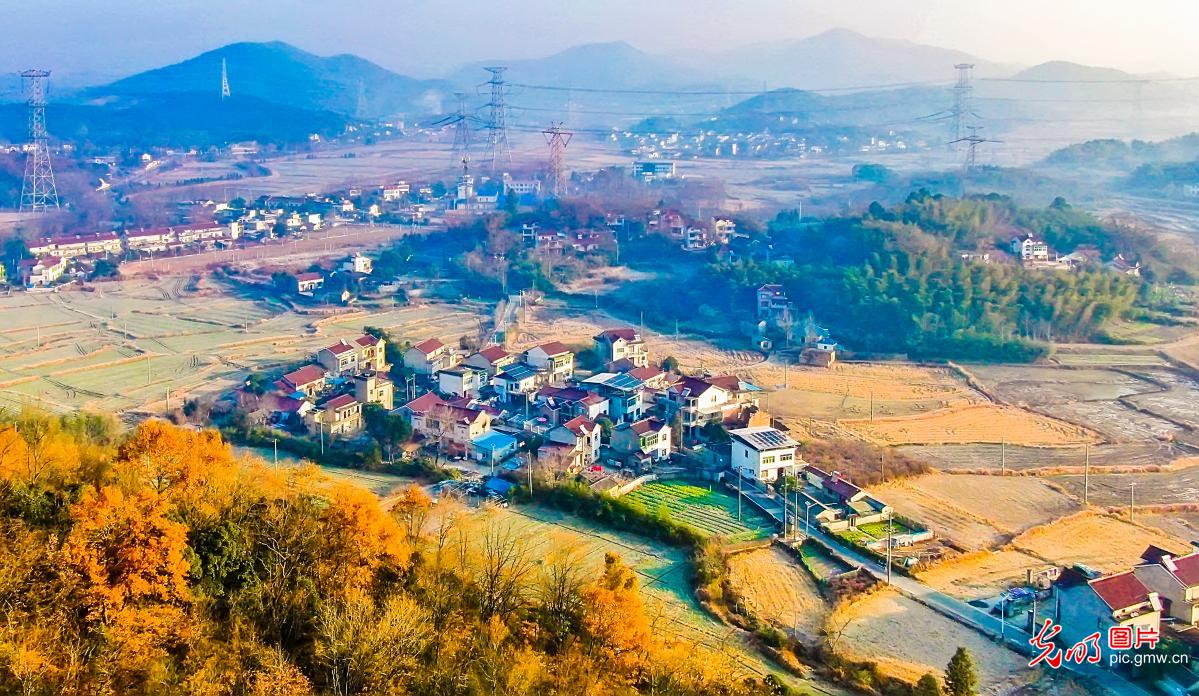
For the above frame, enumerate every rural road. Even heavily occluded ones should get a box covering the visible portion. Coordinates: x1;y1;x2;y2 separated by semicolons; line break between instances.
752;481;1154;696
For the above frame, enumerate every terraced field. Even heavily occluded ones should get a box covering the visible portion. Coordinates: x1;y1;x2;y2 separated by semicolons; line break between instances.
622;480;775;542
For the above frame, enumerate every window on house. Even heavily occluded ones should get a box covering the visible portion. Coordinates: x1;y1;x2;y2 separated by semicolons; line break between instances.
761;456;776;464
780;453;793;461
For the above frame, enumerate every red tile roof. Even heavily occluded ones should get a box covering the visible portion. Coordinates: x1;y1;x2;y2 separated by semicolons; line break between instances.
627;366;664;382
323;394;358;411
476;345;510;363
629;418;667;435
707;375;741;391
561;415;597;436
355;334;380;347
1168;553;1199;586
535;341;571;356
1090;571;1153;612
413;338;444;354
324;340;355;355
403;391;446;414
595;328;640;342
281;364;326;388
294;272;323;282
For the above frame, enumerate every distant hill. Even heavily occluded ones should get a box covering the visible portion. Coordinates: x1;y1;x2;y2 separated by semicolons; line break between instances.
708;29;1011;89
450;41;699;90
0;93;349;148
84;42;451;119
1010;61;1138;83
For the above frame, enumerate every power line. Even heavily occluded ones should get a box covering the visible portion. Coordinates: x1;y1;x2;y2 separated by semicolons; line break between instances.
20;69;60;213
542;122;572;198
482;67;512;174
509;79;950;96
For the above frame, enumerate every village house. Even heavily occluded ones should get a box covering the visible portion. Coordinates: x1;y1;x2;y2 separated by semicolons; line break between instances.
353;371;394;410
306;393;364;437
318;334;388;376
18;256;67;288
610;418;672;467
729;426;799;483
593;328;649;368
580;372;651;423
424;403;494;456
803;466;893;528
493;362;543;403
124;228;175;252
278;364;327;399
397;392;446;435
1011;233;1053;263
545;415;602;469
1106;254;1142;277
1054;567;1162;651
463;345;517;377
470;430;520;466
524;341;575;384
663;375;761;435
437;365;489;399
295;272;324;294
535;385;609;424
342;253;373;275
403;338;460;376
1133;546;1199;627
756;284;790;323
625;365;672;389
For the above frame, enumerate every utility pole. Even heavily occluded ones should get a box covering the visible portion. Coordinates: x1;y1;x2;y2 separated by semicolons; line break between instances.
885;510;894;585
1130;483;1136;521
449;91;472;172
1083;443;1090;505
482;67;511;174
737;468;742;522
542;122;573;198
952;126;1001;176
273;437;278;474
19;69;60;212
1000;439;1006;476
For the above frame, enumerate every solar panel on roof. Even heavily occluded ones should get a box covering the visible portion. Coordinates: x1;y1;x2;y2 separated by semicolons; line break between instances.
604;372;643;390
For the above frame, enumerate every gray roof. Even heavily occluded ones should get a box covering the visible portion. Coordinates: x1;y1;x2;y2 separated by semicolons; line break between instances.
729;426;798;451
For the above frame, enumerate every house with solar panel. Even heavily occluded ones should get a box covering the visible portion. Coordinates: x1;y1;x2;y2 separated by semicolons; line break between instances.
728;426;800;483
493;362;544;403
593;328;649;368
661;375;763;436
580;371;653;423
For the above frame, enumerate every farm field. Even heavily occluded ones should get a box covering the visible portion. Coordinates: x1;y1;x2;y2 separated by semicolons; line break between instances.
1009;511;1190;573
0;278;485;416
1124;368;1199;430
726;547;828;640
918;549;1053;599
1139;511;1199;542
1048;461;1199;507
899;442;1190;472
835;590;1032;693
840;404;1100;447
1052;352;1171;368
748;362;980;422
622;480;775;542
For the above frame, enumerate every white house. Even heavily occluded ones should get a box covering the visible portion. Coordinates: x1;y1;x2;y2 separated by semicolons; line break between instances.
524;341;575;384
493;362;542;403
437;365;489;398
18;256;67;288
404;338;459;376
728;426;799;483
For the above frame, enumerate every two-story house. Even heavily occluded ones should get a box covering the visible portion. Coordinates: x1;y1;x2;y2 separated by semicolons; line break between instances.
535;386;609;424
403;338;459;376
437;365;489;398
580;372;650;423
593;328;649;368
463;345;517;376
1134;546;1199;627
524;341;575;385
279;364;327;399
307;393;364;437
353;371;394;410
610;418;672;467
318;334;388;376
663;375;760;435
729;426;799;483
493;362;543;403
545;415;602;469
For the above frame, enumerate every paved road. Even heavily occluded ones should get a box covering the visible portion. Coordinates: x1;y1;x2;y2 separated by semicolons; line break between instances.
741;480;1152;696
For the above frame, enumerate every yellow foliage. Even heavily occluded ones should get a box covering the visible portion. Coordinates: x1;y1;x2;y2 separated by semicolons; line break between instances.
581;553;653;678
62;486;191;614
315;483;412;597
114;420;238;515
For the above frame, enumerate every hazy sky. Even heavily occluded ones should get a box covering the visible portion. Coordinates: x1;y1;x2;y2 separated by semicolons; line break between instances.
6;0;1199;82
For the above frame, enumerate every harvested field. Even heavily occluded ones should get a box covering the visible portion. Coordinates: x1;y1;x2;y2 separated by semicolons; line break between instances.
1053;352;1170;368
840;404;1100;447
835;590;1032;694
871;474;1080;551
966;365;1152;404
1049;461;1199;507
727;547;828;639
900;442;1188;472
1140;511;1199;542
1010;511;1190;573
750;362;979;422
919;549;1052;599
1123;368;1199;430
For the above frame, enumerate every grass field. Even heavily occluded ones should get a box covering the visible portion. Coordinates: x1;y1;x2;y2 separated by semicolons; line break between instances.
727;547;828;640
1009;510;1190;573
622;480;775;542
840;403;1101;447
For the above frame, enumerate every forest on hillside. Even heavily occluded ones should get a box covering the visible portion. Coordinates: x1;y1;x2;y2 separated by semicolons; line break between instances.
0;411;787;696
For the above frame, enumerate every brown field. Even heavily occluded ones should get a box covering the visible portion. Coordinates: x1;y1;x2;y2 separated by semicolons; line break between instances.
919;549;1055;599
1009;511;1190;573
1163;333;1199;371
872;474;1080;551
899;442;1189;472
840;404;1101;447
835;590;1032;693
726;547;828;640
1139;511;1199;542
1048;461;1199;507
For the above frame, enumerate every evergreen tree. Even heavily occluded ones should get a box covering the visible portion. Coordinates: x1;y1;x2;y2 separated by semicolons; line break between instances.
915;672;944;696
945;647;978;696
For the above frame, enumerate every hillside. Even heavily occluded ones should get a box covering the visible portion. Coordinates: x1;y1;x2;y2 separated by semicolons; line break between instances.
85;41;450;119
450;41;698;89
710;28;1009;89
1010;60;1139;83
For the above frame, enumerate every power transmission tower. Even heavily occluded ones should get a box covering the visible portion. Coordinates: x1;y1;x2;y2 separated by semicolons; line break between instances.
482;67;511;174
542;122;573;197
451;92;472;173
220;58;231;100
951;126;1000;175
949;63;974;150
19;69;60;213
355;78;367;119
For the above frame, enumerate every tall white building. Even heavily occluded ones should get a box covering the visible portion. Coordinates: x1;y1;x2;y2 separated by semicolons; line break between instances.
729;426;800;483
